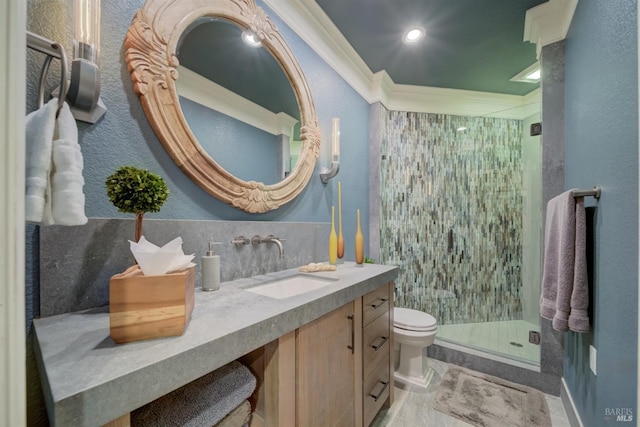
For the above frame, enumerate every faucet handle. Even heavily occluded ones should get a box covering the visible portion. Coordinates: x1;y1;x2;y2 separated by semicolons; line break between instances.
231;236;250;247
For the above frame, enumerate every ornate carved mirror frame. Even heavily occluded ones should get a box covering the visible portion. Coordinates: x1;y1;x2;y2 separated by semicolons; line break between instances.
125;0;320;213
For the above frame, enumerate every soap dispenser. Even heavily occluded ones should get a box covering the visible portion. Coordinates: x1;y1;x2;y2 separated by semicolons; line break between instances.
202;242;222;291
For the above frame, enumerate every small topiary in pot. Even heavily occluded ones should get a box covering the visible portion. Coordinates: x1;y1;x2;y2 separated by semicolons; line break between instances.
105;166;169;242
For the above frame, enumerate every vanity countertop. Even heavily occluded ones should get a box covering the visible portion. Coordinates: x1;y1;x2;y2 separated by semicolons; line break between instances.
33;262;398;426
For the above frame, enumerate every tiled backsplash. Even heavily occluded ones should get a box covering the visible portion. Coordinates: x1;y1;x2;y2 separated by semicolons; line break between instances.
379;111;524;325
39;218;329;317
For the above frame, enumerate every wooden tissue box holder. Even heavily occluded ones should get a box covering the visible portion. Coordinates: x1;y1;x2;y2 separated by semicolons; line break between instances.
109;265;195;344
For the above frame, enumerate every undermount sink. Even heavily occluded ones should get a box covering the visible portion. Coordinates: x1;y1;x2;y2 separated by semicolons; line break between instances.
244;274;338;299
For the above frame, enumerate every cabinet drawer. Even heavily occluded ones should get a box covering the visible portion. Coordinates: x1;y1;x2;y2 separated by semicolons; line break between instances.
363;355;390;427
363;310;390;378
363;285;390;326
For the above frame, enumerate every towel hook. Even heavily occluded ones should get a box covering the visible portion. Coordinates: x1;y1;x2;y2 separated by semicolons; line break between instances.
26;31;68;114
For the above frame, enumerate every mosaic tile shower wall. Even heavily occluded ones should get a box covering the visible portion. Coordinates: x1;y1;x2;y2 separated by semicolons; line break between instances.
380;109;524;325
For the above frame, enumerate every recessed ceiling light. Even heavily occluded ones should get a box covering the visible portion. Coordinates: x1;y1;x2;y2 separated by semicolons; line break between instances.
510;62;541;83
402;27;425;44
242;30;262;48
525;69;541;80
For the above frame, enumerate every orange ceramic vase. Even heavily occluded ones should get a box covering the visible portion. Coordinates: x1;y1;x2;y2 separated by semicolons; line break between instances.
355;209;364;264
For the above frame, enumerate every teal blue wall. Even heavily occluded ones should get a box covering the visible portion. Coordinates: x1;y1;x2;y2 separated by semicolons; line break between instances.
179;97;280;185
564;1;638;425
75;0;370;249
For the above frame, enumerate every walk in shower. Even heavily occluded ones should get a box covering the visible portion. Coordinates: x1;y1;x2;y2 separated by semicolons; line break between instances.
378;108;542;366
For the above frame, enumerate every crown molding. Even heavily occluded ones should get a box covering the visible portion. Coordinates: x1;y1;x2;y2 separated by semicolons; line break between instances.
177;66;298;137
263;0;540;119
524;0;579;58
262;0;374;101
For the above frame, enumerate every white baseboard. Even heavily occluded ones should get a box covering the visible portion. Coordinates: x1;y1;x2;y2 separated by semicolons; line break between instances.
561;377;585;427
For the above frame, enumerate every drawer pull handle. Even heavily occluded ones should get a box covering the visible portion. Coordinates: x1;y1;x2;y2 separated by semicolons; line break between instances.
371;336;389;351
347;314;354;354
370;381;389;402
371;298;388;309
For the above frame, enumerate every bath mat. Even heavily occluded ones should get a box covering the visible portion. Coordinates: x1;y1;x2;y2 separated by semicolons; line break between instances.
433;366;552;427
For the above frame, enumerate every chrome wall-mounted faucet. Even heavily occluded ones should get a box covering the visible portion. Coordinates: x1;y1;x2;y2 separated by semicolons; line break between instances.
251;234;286;259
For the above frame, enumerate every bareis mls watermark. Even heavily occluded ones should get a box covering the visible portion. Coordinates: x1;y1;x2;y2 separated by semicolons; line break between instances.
604;408;634;422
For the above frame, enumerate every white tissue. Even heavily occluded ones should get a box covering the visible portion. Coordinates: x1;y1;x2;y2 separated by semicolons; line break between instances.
129;236;195;276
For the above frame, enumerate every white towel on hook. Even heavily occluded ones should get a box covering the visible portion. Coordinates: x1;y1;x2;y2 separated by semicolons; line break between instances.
25;98;57;223
47;102;87;226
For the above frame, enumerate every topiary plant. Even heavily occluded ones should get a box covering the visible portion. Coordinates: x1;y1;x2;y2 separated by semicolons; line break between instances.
105;166;169;242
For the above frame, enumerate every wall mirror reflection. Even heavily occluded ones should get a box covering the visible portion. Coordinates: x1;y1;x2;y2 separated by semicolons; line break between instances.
176;17;302;184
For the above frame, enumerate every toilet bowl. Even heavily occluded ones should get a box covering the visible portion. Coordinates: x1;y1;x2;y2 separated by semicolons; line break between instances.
393;307;437;388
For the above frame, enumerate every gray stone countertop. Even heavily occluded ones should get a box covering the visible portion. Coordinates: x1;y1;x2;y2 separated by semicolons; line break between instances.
33;262;398;427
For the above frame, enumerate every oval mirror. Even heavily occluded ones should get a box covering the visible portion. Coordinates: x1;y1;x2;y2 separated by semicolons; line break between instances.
125;0;320;213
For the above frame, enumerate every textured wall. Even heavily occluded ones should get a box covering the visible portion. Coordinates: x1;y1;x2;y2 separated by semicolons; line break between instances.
179;97;281;185
379;110;524;325
563;0;638;425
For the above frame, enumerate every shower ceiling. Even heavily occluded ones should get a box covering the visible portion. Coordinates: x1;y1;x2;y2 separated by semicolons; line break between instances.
314;0;546;96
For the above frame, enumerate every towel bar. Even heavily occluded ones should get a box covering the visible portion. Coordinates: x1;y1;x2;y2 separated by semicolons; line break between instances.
572;186;601;199
26;31;68;113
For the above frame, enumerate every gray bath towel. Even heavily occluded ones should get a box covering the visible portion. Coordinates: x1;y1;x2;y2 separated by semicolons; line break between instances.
215;400;251;427
540;190;589;333
131;361;256;427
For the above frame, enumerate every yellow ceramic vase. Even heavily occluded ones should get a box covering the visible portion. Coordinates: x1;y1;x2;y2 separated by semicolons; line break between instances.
355;209;364;264
329;206;338;265
337;182;344;259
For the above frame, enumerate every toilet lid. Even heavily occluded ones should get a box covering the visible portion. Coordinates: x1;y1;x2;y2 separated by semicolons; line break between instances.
394;307;437;331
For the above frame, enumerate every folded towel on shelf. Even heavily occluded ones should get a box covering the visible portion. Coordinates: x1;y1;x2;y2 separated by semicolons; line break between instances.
540;190;590;333
25;98;57;223
47;102;87;226
131;361;257;427
214;400;251;427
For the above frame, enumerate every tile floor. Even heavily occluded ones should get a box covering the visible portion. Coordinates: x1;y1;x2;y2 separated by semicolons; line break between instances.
371;358;571;427
437;319;540;365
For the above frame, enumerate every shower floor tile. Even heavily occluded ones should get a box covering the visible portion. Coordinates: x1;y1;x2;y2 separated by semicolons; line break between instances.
437;319;540;365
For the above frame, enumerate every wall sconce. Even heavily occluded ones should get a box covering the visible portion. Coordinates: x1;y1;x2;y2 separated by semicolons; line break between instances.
67;0;106;123
320;117;340;184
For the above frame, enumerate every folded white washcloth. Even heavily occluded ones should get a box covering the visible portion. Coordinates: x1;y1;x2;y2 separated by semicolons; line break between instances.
52;140;83;169
52;191;87;226
52;171;85;191
25;99;57;223
49;103;87;226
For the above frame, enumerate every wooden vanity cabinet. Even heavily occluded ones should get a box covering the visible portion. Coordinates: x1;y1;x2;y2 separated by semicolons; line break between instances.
242;282;394;427
361;283;393;426
297;301;356;426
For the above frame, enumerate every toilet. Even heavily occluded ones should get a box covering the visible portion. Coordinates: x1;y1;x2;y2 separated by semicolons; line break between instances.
393;307;438;388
